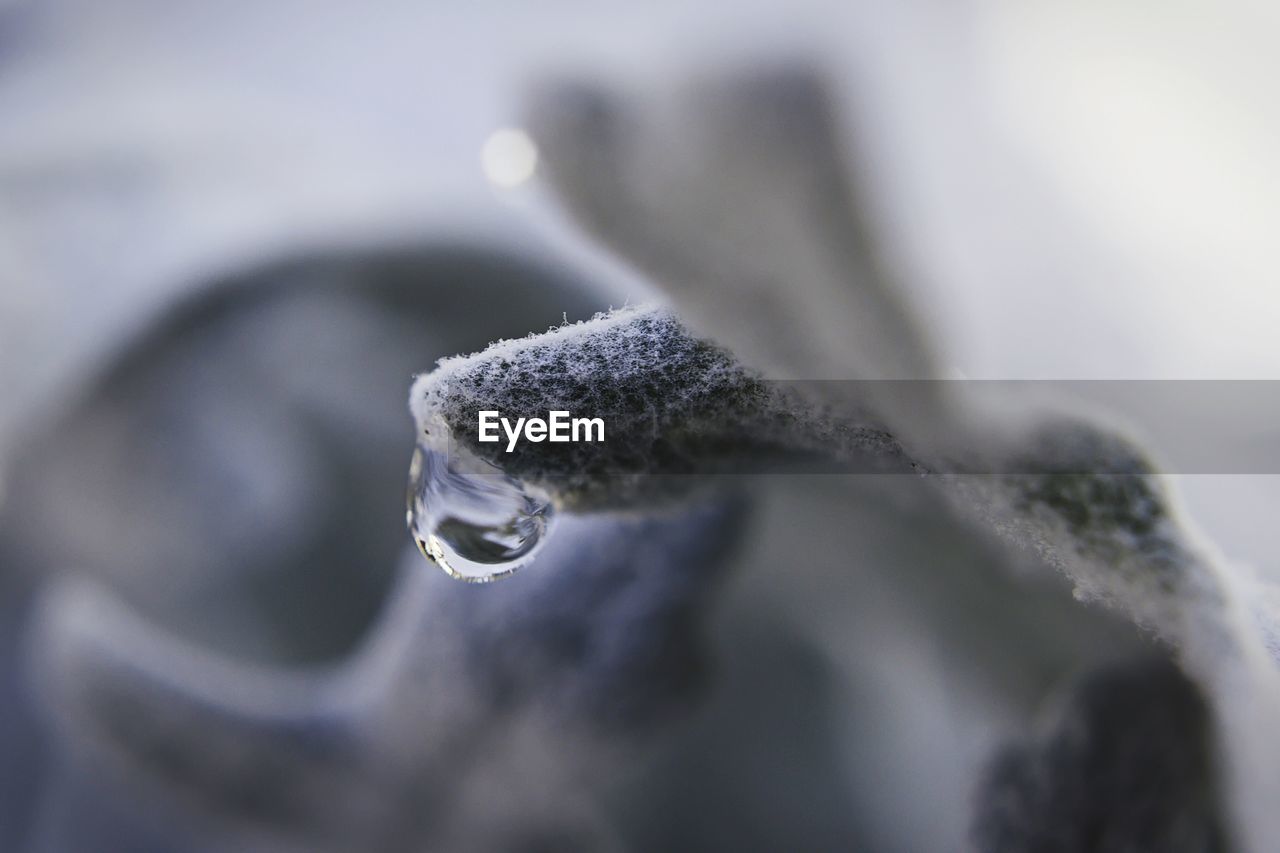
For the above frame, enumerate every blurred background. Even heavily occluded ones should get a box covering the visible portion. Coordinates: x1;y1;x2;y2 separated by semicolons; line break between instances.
1;0;1277;850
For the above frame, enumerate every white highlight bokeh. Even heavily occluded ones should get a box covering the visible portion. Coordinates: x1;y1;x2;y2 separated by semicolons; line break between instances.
480;128;538;189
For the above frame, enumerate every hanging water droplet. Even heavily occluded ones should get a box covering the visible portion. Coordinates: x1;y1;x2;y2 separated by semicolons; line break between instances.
406;442;554;582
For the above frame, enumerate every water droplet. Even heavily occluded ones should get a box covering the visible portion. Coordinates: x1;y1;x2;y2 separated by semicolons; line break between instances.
406;443;554;582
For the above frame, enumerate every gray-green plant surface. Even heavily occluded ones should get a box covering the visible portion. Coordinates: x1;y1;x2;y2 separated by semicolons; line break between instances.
412;61;1278;851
